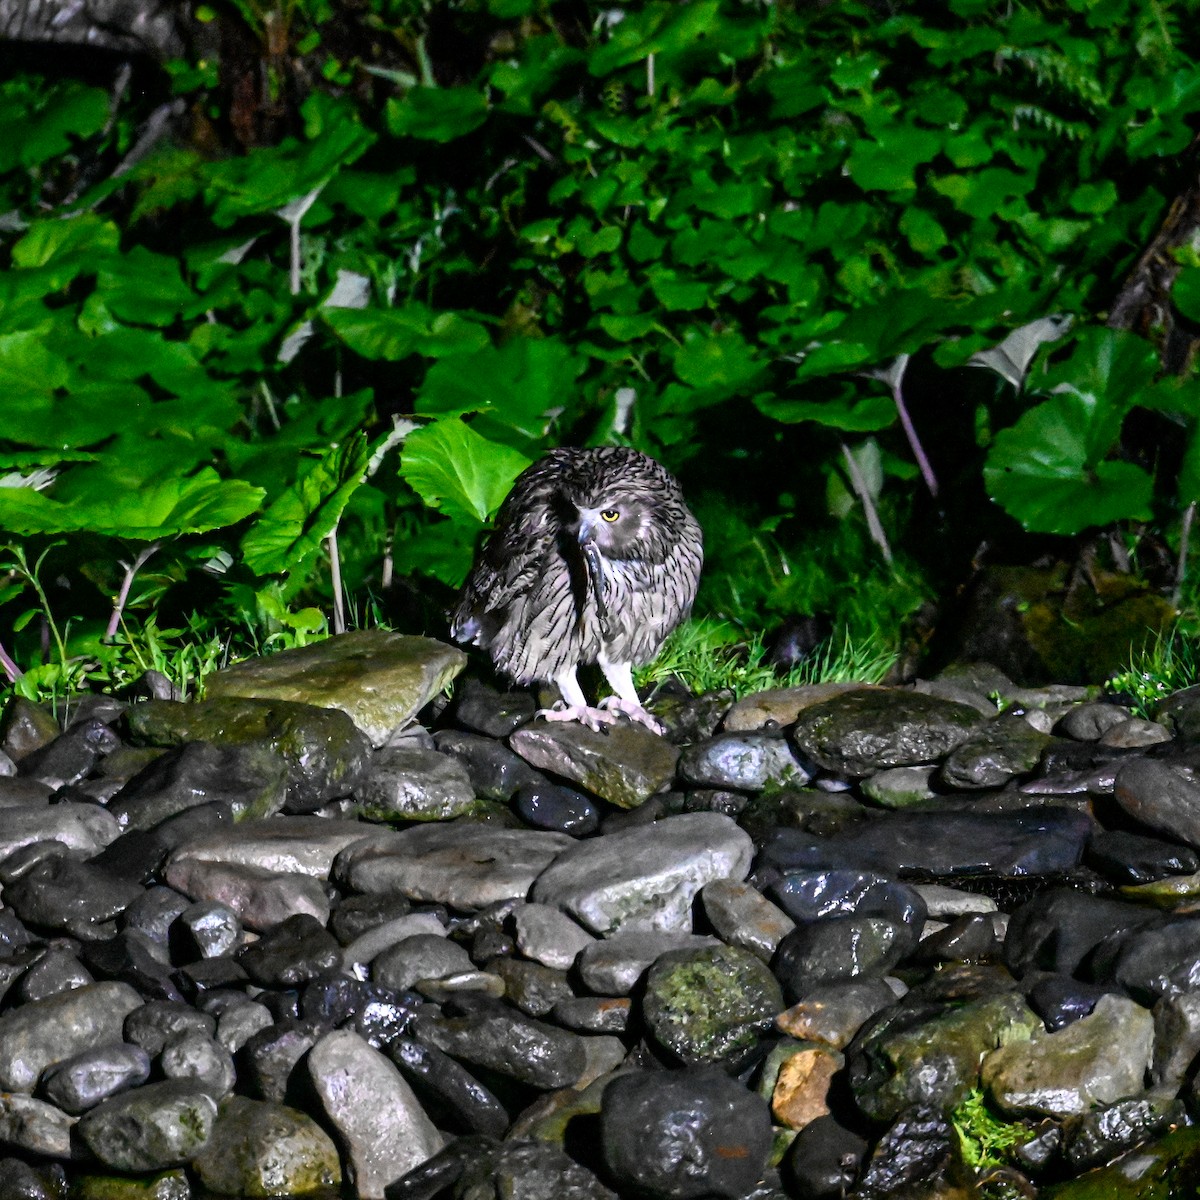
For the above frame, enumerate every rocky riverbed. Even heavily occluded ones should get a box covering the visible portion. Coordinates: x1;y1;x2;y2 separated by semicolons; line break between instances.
2;629;1200;1199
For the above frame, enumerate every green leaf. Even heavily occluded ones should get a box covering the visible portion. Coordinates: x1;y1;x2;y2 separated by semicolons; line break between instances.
11;216;120;286
1068;181;1118;215
847;128;942;192
325;305;490;360
241;433;371;576
673;329;764;391
416;338;585;440
97;247;200;327
756;390;895;431
983;390;1154;534
0;82;108;173
401;418;532;523
899;207;948;255
1174;268;1200;324
385;87;488;142
0;469;264;538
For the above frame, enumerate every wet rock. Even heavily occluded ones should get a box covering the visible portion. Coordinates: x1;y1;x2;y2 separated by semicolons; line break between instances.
775;978;897;1049
642;944;783;1065
940;711;1052;788
1086;828;1198;885
513;780;600;835
241;1020;322;1103
18;947;93;1002
723;683;870;733
173;901;241;960
1152;992;1200;1089
309;1029;443;1198
1025;975;1110;1031
1061;1091;1183;1172
531;812;753;935
509;720;680;809
356;747;478;822
699;878;794;962
387;1037;509;1137
677;732;808;791
205;629;465;745
511;902;595;971
769;1042;843;1130
75;1080;217;1171
1059;701;1135;741
859;765;938;809
127;697;370;812
854;1105;974;1200
372;933;474;992
343;913;448;972
433;729;542;801
107;742;287;829
915;912;1001;964
766;870;927;952
5;859;142;939
1101;716;1171;748
0;803;120;861
18;720;116;788
982;993;1154;1117
773;917;911;1000
790;688;981;776
1;697;61;761
576;931;721;995
448;678;536;738
552;996;631;1034
0;777;52;808
849;991;1039;1122
166;815;370;878
214;999;273;1054
159;1032;235;1096
329;893;413;945
191;1095;341;1197
337;824;571;911
123;1001;215;1058
0;1093;75;1158
601;1066;772;1200
1154;685;1200;743
781;1114;867;1200
457;1139;615;1200
239;913;343;987
1044;1124;1200;1197
1114;758;1200;850
1109;915;1200;1003
163;858;329;931
0;981;143;1092
415;997;587;1090
758;807;1091;880
40;1042;151;1113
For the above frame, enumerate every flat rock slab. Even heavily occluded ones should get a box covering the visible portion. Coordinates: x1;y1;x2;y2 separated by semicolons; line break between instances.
75;1079;218;1171
791;687;982;776
205;629;466;746
723;683;876;733
0;981;143;1092
1114;758;1200;850
0;802;120;860
531;812;754;934
509;720;679;810
163;859;330;931
336;825;573;911
167;815;372;878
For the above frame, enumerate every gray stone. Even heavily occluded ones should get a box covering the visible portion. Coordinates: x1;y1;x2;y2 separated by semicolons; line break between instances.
1;696;60;760
773;917;911;1000
308;1029;443;1199
40;1042;151;1114
124;1002;216;1058
1110;915;1200;1002
0;981;143;1092
512;903;597;971
192;1095;341;1198
0;803;120;860
127;696;370;812
75;1080;218;1171
1114;759;1200;850
577;931;721;996
167;815;371;878
859;765;938;809
162;858;329;931
355;747;478;822
678;733;809;791
336;824;572;911
434;729;543;801
509;720;680;809
776;978;898;1050
459;1140;616;1200
1153;992;1200;1090
5;858;142;938
18;948;93;1002
342;912;448;971
175;901;242;959
0;777;52;807
204;629;466;746
0;1093;75;1158
531;812;753;934
372;934;475;992
939;711;1052;789
215;1000;274;1054
790;687;981;777
239;913;343;986
1100;717;1172;748
723;683;871;732
489;958;573;1018
982;994;1154;1118
699;878;795;962
1058;702;1139;741
160;1032;235;1097
450;677;537;738
913;884;998;919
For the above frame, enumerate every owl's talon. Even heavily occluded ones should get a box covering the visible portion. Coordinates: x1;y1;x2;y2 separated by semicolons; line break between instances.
535;703;618;733
598;696;666;735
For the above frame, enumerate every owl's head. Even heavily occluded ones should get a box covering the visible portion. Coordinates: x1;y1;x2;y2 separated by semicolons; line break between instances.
574;490;667;561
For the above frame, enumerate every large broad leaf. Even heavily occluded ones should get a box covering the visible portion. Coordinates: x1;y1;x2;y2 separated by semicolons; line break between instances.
1173;267;1200;324
10;215;120;287
416;338;584;439
325;305;490;361
756;389;895;431
847;127;943;192
672;328;764;391
587;1;723;75
0;82;108;173
0;330;70;401
385;86;489;142
969;315;1073;389
401;418;532;523
241;433;372;576
97;246;201;327
0;469;264;538
983;390;1153;535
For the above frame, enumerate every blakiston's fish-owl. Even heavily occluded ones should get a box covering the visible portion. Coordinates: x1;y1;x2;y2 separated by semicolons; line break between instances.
451;446;703;731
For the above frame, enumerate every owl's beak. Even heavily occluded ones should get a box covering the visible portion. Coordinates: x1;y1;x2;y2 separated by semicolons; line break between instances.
577;517;613;637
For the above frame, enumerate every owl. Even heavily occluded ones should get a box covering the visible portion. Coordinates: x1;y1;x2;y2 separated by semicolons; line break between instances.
451;446;703;732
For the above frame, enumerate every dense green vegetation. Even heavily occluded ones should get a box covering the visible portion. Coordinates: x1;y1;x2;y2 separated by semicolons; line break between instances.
1;0;1198;699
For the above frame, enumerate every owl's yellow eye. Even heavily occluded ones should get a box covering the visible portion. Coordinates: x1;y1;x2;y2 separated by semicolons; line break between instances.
600;509;620;523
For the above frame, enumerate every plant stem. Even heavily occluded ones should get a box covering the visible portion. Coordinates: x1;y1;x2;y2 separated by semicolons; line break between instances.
329;527;345;635
1175;500;1196;607
106;542;161;640
841;441;893;564
290;218;301;296
0;640;22;682
890;372;939;498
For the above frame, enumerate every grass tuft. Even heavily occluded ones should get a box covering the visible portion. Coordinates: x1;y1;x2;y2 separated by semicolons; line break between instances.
1105;625;1200;717
950;1088;1029;1171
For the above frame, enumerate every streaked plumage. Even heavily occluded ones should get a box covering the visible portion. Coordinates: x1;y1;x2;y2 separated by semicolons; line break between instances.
451;446;703;730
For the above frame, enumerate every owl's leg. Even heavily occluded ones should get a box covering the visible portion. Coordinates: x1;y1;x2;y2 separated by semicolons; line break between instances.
536;664;618;732
597;657;665;735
